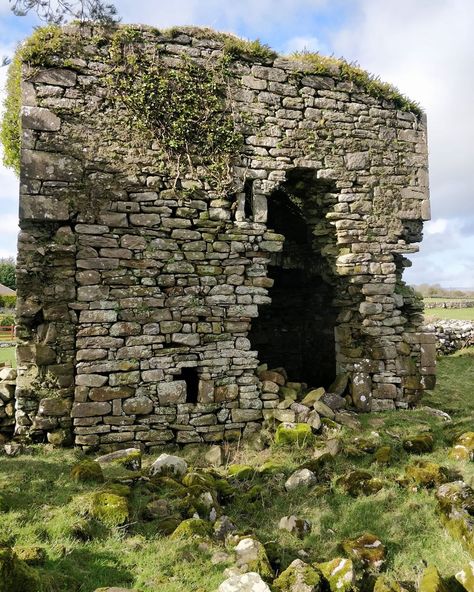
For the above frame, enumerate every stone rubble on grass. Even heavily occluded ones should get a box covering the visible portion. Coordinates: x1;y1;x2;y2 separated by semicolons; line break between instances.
218;572;271;592
95;448;142;471
149;453;188;478
456;561;474;592
341;532;386;570
285;469;317;492
278;515;312;538
272;559;321;592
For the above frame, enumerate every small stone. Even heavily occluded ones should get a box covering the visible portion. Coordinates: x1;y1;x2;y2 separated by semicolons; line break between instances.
285;469;317;492
301;388;325;407
316;558;354;592
205;445;224;466
122;396;153;415
341;532;385;570
273;559;321;592
278;515;312;538
234;538;273;581
218;572;271;592
338;470;384;497
312;401;335;420
149;453;188;478
95;448;141;471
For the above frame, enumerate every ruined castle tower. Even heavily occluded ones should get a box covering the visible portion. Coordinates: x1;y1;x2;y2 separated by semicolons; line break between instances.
11;24;436;449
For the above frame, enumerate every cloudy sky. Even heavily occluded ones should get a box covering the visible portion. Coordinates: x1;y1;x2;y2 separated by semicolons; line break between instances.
0;0;473;288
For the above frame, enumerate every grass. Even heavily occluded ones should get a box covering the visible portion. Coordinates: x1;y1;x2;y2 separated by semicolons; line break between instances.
0;350;473;590
0;345;16;367
424;307;474;321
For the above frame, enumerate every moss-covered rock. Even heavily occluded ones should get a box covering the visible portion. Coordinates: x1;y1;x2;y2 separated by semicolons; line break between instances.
182;470;216;489
404;460;455;488
273;558;321;591
337;471;384;497
450;432;474;462
150;475;188;498
227;464;255;481
317;558;354;592
435;481;474;555
353;438;378;453
456;561;474;592
13;546;46;565
258;461;286;476
341;533;385;570
373;576;403;592
70;459;104;483
301;388;325;407
418;566;449;592
96;448;142;471
275;423;314;447
0;545;43;592
170;518;212;540
374;446;392;465
81;491;129;527
233;537;273;582
402;433;434;454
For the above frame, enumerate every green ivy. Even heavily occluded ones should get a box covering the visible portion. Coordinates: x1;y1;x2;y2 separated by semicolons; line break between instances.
107;30;243;187
0;55;22;174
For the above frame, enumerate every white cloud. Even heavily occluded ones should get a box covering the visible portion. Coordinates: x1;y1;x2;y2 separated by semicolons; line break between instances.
0;214;19;236
425;218;448;235
282;35;327;55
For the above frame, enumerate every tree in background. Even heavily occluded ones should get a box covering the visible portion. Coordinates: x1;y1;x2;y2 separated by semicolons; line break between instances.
9;0;119;24
0;257;16;290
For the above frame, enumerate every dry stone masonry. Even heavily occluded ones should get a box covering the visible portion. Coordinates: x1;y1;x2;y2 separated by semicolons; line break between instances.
12;24;435;449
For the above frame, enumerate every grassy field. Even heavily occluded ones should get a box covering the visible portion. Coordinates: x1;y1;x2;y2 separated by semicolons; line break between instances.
0;350;473;591
424;307;474;321
0;345;16;367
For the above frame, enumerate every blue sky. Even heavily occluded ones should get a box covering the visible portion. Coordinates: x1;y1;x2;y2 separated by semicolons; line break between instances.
1;0;473;288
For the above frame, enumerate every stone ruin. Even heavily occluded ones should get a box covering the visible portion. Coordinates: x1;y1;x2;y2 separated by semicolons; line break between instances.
4;24;436;449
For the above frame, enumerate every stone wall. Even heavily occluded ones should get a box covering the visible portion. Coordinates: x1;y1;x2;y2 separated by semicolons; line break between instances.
13;24;435;449
425;320;474;355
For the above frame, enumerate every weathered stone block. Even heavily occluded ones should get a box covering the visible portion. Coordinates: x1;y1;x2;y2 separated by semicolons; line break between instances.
157;381;187;405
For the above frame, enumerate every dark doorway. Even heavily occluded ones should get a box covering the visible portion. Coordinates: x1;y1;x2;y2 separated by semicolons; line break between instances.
248;169;339;388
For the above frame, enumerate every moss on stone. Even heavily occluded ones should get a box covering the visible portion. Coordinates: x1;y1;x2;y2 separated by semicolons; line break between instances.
13;546;46;565
419;566;449;592
227;464;255;481
455;561;474;592
0;545;43;592
170;518;212;540
404;460;451;488
403;433;434;454
273;559;321;591
373;576;403;592
337;470;384;497
275;423;314;447
316;557;354;592
341;533;385;569
79;491;129;527
374;446;392;465
70;460;104;483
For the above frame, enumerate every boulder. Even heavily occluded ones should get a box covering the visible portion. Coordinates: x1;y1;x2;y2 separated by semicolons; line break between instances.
338;470;384;497
402;433;434;454
435;481;474;554
70;460;104;483
218;572;271;592
301;388;325;407
82;491;129;527
341;533;385;569
285;469;317;492
450;432;474;461
273;559;321;591
404;460;456;488
95;448;141;471
321;393;346;411
170;518;212;541
316;558;354;592
234;538;273;581
149;453;187;478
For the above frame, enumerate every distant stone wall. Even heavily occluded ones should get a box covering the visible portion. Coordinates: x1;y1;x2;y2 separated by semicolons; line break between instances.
426;320;474;355
13;24;434;449
425;300;474;309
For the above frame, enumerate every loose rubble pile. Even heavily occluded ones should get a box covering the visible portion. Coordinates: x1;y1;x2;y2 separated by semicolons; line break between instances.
1;418;472;592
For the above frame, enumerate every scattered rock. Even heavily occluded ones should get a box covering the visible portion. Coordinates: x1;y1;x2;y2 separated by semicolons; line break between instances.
404;460;456;488
234;538;273;581
278;515;312;538
273;559;321;592
321;393;346;411
301;388;325;407
170;518;212;541
421;406;451;421
205;445;224;466
373;576;403;592
83;491;129;527
95;448;141;471
285;469;317;492
70;459;104;483
317;558;354;592
353;437;378;453
418;565;449;592
341;532;385;569
312;401;335;420
435;481;474;554
374;446;392;465
450;432;474;461
456;561;474;592
307;410;321;430
218;572;271;592
149;453;187;478
4;443;23;457
228;465;255;481
402;433;434;454
334;411;361;430
214;515;236;541
291;403;311;423
338;470;384;497
275;423;314;447
329;374;349;397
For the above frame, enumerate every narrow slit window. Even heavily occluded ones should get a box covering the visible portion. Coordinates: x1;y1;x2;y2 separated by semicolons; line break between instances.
244;179;253;219
180;367;199;404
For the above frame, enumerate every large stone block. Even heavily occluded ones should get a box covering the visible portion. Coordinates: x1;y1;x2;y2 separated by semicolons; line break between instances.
157;381;187;405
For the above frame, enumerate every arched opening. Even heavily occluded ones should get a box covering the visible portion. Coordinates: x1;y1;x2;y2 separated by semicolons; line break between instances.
249;169;339;388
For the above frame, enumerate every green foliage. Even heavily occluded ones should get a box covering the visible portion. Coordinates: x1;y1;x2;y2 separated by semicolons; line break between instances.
0;314;15;326
222;37;277;61
0;297;16;310
290;51;422;116
107;30;243;188
0;55;22;175
0;258;16;291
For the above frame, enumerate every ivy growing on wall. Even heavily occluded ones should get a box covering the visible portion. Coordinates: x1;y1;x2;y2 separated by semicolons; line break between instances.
107;27;244;190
